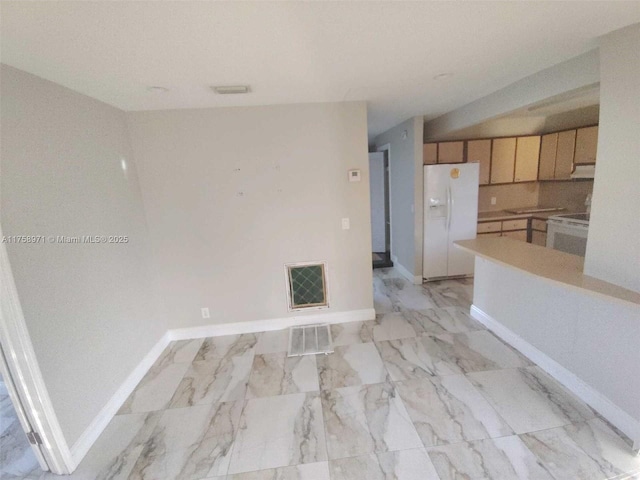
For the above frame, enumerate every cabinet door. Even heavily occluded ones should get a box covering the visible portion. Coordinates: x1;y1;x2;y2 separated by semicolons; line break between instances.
467;139;491;185
514;136;541;182
438;141;464;164
538;133;558;180
574;126;598;164
490;138;516;184
477;221;501;233
555;130;576;180
531;231;547;246
423;143;438;165
503;230;527;241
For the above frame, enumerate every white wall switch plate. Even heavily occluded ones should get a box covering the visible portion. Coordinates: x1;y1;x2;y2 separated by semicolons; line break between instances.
491;196;497;205
348;169;361;182
341;218;350;230
201;307;210;319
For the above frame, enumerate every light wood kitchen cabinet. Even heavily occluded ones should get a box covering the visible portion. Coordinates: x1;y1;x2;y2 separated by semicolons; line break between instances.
477;218;528;243
503;230;528;241
438;141;464;164
514;136;541;182
531;231;547;246
490;138;516;184
477;221;501;233
531;218;548;246
555;130;576;180
538;133;558;180
502;219;528;231
531;219;548;231
574;126;598;164
467;139;491;185
423;143;438;165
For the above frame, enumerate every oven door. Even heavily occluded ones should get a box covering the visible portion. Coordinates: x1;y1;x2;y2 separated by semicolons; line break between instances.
546;221;589;256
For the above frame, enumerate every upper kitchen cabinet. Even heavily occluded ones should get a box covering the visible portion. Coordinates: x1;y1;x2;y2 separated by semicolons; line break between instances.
555;129;577;180
574;126;598;164
538;133;558;180
423;141;464;164
490;137;516;184
514;136;541;182
423;143;438;165
437;141;464;164
467;139;491;185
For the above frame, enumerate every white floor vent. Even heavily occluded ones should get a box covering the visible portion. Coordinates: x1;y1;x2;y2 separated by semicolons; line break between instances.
288;324;333;357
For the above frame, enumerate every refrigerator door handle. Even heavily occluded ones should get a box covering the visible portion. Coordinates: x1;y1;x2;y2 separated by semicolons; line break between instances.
446;185;452;231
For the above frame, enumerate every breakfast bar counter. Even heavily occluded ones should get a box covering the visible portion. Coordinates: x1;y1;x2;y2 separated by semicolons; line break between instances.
455;237;640;306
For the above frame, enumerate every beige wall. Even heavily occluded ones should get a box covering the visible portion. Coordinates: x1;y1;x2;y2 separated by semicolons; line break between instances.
127;102;373;328
585;24;640;292
541;105;600;133
424;50;600;140
374;117;423;279
0;65;166;445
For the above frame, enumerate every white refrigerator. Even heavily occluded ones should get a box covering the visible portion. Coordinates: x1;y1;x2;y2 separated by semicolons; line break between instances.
423;163;479;280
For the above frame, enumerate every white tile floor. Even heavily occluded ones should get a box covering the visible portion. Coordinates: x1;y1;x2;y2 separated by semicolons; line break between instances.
20;268;640;479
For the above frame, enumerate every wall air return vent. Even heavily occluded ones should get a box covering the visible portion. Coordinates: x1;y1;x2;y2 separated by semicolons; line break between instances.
285;262;329;311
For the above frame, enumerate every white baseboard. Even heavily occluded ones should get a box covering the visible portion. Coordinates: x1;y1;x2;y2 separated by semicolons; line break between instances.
470;305;640;450
390;259;422;285
168;308;376;341
69;331;171;466
68;307;376;468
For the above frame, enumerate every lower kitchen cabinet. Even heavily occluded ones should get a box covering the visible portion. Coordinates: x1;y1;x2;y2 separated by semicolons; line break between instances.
477;218;528;242
503;230;528;241
477;216;550;245
531;218;548;246
531;231;547;246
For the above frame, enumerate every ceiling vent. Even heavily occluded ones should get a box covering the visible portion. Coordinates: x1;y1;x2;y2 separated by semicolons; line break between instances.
212;85;251;95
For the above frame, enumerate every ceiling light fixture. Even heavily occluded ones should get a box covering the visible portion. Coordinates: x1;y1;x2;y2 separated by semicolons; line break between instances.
146;86;169;93
212;85;251;95
433;73;454;81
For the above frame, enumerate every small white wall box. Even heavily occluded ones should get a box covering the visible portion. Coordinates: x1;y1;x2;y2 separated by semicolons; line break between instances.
348;169;361;182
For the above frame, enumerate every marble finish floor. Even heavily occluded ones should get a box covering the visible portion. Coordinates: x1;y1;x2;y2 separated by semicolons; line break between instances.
0;374;40;479
21;268;640;479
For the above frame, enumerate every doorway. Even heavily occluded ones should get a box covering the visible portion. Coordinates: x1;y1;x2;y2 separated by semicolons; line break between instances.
369;150;393;269
0;343;48;477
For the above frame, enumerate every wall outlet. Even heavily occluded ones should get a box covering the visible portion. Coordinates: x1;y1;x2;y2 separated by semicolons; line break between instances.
491;196;497;205
201;307;210;319
341;218;350;230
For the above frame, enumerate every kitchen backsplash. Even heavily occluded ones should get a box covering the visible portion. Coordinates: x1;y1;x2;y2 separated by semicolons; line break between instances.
538;180;594;212
478;180;594;213
478;183;540;212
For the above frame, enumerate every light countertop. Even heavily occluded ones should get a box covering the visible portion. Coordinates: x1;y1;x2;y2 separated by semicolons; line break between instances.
455;237;640;306
477;209;574;222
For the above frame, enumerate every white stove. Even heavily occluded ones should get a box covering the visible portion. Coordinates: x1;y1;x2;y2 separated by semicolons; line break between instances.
546;212;590;256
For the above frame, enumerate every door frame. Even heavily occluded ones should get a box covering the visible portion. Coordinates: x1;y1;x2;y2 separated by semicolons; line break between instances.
376;143;392;259
0;226;75;474
0;343;49;471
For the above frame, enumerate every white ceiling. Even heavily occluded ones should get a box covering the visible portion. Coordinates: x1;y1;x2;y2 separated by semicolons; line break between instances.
2;2;639;139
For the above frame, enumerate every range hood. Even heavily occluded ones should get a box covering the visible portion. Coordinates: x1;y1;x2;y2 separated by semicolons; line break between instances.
571;164;595;179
